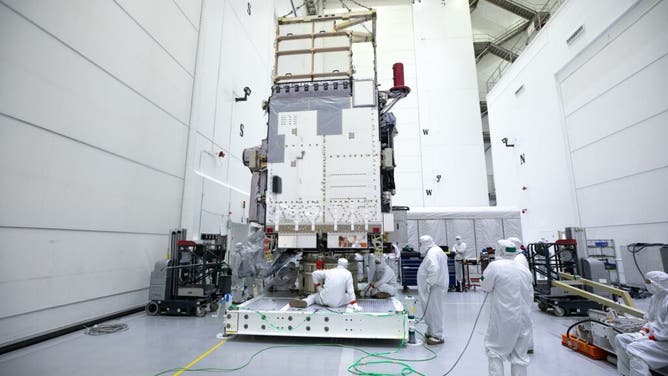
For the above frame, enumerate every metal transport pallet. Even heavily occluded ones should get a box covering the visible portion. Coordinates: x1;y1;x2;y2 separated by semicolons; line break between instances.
225;295;407;340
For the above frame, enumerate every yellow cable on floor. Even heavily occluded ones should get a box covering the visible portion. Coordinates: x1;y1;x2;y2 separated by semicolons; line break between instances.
173;338;228;376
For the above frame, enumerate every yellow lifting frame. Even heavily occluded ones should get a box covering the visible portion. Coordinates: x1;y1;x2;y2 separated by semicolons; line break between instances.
552;272;644;318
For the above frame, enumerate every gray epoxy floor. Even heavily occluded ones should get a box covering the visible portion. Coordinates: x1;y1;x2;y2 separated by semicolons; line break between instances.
0;288;620;376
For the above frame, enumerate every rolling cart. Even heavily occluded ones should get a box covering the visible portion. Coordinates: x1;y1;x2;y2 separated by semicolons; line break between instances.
400;246;455;290
400;251;421;290
528;239;602;316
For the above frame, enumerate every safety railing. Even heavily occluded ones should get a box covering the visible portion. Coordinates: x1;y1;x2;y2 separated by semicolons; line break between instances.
473;18;529;44
484;0;566;93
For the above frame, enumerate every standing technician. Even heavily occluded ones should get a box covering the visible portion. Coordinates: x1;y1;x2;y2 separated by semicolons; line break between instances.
481;242;533;376
507;237;534;353
417;235;449;345
452;235;470;291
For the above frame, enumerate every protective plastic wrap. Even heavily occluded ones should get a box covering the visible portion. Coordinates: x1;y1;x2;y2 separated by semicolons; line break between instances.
407;220;418;249
230;230;301;301
267;81;351;163
445;219;475;251
402;207;522;253
502;219;522;240
475;218;504;251
230;230;268;302
417;219;447;246
406;206;521;220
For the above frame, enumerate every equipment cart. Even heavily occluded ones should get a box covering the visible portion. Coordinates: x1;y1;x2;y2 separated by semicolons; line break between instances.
528;239;602;316
400;251;421;290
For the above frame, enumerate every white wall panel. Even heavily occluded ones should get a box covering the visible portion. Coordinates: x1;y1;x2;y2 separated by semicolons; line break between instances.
487;0;637;241
185;0;223;147
566;54;668;151
409;0;488;207
3;0;194;124
1;0;212;346
0;7;187;178
174;0;202;30
200;210;228;235
577;167;668;227
554;0;668;255
202;180;231;218
571;110;668;188
415;39;478;90
115;0;199;75
216;1;271;159
228;0;275;66
1;288;148;345
413;0;472;39
0;117;182;234
560;2;668;116
0;228;166;318
181;0;273;235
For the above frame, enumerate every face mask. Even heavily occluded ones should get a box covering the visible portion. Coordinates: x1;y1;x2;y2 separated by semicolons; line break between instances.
645;280;657;294
419;243;429;255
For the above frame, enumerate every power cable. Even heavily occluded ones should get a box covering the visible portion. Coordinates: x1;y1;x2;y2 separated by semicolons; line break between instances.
626;243;666;282
281;2;305;17
83;323;128;336
348;0;372;10
439;293;488;376
339;0;352;12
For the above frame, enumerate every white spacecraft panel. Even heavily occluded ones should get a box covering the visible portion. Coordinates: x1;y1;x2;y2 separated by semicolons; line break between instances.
268;110;323;212
266;105;382;231
324;107;381;226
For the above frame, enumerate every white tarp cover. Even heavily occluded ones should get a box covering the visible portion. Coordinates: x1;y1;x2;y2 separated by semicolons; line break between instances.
403;207;522;254
418;220;447;246
502;219;522;240
406;207;521;220
406;220;418;251
475;219;504;252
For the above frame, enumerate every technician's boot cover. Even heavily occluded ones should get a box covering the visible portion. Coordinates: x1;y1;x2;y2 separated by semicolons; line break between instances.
426;336;444;345
373;292;391;299
289;299;307;308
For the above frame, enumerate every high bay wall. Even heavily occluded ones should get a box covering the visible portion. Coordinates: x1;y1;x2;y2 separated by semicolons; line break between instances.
350;0;489;207
488;0;668;283
0;0;277;347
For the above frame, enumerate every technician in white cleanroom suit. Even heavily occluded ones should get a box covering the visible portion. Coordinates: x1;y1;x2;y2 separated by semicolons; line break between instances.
365;257;398;299
289;258;362;312
505;238;534;354
417;235;449;345
452;235;470;291
481;241;533;376
614;271;668;376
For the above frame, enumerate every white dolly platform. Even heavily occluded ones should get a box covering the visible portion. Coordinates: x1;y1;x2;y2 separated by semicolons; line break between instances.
225;296;407;340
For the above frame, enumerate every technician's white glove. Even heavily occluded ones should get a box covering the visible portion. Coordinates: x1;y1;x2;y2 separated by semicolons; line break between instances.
350;303;363;312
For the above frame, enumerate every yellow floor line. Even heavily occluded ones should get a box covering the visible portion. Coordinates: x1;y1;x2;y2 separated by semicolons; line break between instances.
173;338;228;376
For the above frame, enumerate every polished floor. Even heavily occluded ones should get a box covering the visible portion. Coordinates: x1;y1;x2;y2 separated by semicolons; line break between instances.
0;288;621;376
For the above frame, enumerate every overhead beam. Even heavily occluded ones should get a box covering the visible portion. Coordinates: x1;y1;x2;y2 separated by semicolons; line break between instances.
278;10;375;25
